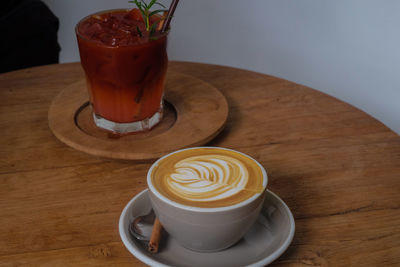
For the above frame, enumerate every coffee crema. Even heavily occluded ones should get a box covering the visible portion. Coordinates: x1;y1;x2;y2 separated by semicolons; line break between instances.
150;148;266;208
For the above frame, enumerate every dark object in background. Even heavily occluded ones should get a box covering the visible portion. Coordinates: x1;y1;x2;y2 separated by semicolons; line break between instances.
0;0;60;73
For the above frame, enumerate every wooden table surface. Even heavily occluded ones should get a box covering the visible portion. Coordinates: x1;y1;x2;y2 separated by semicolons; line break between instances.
1;62;399;266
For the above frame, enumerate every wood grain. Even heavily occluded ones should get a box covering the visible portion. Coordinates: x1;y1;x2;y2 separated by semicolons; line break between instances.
48;71;228;160
0;62;399;266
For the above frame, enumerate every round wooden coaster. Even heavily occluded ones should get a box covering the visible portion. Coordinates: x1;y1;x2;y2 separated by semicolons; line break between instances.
48;71;228;161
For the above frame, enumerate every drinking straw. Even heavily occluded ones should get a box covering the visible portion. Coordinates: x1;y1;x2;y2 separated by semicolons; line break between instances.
161;0;180;32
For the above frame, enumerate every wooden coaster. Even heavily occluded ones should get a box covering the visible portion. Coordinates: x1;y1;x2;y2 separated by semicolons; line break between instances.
48;71;228;161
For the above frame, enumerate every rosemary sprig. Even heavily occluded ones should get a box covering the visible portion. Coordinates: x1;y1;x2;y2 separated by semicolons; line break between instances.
136;26;143;37
128;0;168;32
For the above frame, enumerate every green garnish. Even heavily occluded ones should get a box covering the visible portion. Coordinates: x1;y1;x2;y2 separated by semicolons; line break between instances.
129;0;168;32
136;26;143;37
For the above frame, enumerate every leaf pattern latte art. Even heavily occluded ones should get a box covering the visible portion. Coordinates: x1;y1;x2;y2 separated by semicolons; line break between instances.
166;155;249;202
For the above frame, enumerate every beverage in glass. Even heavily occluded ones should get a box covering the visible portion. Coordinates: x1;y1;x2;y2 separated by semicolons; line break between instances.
76;9;168;133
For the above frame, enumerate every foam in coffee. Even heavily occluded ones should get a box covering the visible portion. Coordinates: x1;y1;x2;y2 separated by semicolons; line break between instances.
150;148;266;208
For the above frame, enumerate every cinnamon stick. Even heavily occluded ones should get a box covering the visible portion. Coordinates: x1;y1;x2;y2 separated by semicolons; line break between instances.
148;217;163;253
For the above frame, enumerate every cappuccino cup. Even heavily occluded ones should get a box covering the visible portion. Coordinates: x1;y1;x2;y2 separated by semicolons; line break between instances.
147;147;268;252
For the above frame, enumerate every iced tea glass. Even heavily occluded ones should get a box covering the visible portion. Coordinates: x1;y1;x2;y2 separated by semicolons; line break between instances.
76;10;168;134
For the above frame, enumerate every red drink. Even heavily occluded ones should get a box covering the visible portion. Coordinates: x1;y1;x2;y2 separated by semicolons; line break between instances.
76;9;168;133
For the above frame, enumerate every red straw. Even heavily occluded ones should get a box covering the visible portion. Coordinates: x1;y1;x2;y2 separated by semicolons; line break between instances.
161;0;180;32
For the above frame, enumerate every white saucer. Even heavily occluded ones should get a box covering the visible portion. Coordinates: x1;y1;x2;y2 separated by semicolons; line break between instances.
119;189;295;267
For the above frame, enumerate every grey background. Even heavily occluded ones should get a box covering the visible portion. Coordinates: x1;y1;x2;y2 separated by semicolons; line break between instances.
43;0;400;134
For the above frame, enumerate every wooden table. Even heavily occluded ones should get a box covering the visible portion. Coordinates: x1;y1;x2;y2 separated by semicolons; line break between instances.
1;62;399;266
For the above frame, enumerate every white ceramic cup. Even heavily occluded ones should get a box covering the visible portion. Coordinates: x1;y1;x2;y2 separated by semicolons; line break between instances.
147;147;268;252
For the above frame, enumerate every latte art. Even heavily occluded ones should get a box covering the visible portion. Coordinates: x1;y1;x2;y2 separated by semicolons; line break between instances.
168;155;249;202
150;147;266;208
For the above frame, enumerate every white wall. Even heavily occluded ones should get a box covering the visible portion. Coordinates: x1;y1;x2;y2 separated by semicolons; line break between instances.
43;0;400;134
